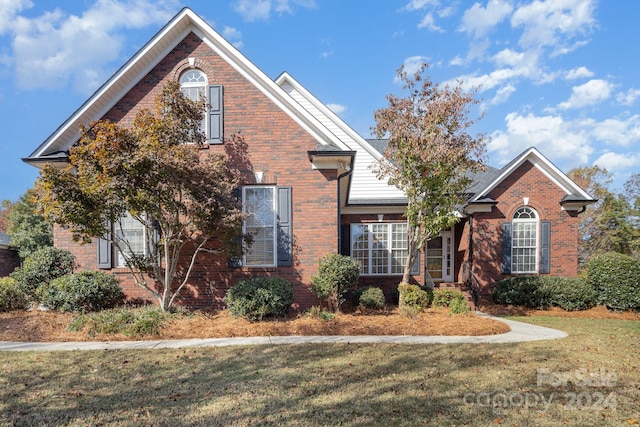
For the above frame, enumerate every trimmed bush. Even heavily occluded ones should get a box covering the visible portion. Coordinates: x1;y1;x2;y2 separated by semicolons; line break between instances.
585;252;640;311
0;277;28;312
310;254;360;312
545;277;596;311
398;283;433;311
358;286;386;309
37;271;124;312
492;276;553;309
11;247;77;301
224;277;294;321
493;276;597;311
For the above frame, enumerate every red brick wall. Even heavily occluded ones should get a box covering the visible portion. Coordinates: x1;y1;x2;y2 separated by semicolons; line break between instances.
0;248;20;277
468;161;580;298
53;32;339;310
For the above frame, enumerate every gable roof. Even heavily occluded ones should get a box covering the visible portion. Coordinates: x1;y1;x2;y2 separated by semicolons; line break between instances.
0;232;11;248
24;8;351;166
468;147;594;203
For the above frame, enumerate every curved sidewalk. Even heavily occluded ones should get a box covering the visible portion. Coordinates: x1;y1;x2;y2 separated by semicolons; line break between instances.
0;313;567;352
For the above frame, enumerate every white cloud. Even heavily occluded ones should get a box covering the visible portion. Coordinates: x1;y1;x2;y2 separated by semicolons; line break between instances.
511;0;596;51
488;112;593;167
491;84;515;105
8;0;175;93
403;0;439;12
565;66;593;80
616;88;640;106
558;79;614;110
233;0;316;22
460;0;513;39
0;0;32;35
417;12;444;32
594;151;640;171
222;26;244;49
590;115;640;147
326;103;346;115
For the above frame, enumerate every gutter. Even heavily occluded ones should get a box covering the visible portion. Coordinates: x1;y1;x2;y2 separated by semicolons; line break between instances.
336;165;354;254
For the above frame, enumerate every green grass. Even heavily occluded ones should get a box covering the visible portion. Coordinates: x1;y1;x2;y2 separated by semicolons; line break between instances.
0;316;638;426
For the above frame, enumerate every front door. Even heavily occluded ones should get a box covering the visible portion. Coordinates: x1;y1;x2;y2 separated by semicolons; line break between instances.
425;230;454;283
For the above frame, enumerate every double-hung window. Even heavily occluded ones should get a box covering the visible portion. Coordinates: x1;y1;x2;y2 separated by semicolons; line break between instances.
351;223;418;276
242;186;292;267
115;213;147;267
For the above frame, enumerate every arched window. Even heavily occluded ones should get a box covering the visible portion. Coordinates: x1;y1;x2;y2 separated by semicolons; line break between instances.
179;69;207;134
511;206;539;273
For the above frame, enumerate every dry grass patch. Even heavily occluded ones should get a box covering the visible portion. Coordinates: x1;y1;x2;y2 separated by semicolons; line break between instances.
0;316;638;426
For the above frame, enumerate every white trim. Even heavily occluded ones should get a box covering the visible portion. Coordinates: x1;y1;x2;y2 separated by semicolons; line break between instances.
350;222;419;276
29;8;352;162
243;186;277;267
470;147;592;202
511;206;539;274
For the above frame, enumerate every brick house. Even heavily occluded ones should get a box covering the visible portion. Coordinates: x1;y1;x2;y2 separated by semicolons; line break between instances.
23;8;594;308
0;232;20;277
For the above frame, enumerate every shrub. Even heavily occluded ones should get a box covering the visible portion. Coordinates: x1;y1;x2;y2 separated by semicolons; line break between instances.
545;277;596;311
68;307;175;337
306;305;336;321
10;247;77;300
310;254;360;312
493;276;598;311
433;289;469;314
37;271;124;312
448;296;470;315
0;277;28;312
433;289;464;308
398;283;433;311
585;252;640;311
224;277;294;321
358;286;386;310
492;276;553;309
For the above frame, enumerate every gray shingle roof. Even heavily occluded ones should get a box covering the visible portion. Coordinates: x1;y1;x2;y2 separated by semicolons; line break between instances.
0;232;11;246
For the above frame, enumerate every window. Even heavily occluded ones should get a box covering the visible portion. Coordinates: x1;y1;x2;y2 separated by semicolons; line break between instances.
115;213;147;267
501;207;550;274
180;70;207;135
242;186;292;267
179;70;223;144
350;223;419;276
511;207;538;273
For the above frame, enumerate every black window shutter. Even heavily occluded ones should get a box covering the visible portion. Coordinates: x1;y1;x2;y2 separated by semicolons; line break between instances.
227;187;243;268
501;222;512;274
277;186;292;266
340;224;351;256
208;85;223;144
97;221;112;269
539;220;551;274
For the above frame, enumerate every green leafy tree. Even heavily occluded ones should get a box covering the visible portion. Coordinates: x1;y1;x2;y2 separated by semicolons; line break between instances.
373;64;486;286
36;81;245;311
7;189;53;259
568;166;638;263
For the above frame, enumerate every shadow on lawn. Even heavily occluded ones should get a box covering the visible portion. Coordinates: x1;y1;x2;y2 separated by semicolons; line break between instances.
0;341;596;426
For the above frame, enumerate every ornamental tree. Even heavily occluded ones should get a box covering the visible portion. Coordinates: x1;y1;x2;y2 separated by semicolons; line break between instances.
36;81;244;311
373;64;486;286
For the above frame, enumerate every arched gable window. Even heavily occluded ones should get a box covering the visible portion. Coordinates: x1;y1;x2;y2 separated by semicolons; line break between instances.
501;206;550;275
178;69;224;144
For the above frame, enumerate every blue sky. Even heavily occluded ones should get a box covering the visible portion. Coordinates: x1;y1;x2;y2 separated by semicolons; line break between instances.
1;0;638;202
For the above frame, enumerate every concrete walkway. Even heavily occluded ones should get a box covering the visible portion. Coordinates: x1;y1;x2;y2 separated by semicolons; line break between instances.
0;313;567;352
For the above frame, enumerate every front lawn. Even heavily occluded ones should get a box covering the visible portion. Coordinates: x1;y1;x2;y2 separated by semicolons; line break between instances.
0;316;638;426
